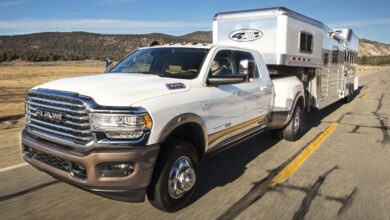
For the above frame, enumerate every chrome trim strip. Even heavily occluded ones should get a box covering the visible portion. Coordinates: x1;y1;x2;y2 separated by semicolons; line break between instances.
30;118;92;134
27;105;89;121
27;101;87;114
63;120;90;127
206;114;268;152
29;96;84;108
28;124;93;142
64;114;89;121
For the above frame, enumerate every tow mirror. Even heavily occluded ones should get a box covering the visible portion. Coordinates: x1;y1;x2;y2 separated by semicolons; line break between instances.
239;59;255;81
239;59;249;76
104;58;113;73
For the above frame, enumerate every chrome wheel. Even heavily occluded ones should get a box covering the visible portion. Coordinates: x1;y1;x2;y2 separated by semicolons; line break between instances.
168;156;196;199
293;108;301;135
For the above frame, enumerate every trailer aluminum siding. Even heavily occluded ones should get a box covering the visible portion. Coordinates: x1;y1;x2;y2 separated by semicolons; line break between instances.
213;7;355;110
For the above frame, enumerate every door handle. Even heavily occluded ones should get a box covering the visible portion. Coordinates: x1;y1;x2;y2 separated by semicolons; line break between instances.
260;86;268;91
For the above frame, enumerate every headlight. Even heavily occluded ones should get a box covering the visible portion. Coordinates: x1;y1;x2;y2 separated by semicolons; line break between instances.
90;113;152;139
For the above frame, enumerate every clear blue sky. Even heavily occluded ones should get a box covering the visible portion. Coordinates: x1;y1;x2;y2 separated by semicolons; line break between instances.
0;0;390;43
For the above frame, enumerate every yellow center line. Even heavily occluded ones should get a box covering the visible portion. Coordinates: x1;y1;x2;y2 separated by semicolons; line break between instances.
269;123;338;187
361;92;369;99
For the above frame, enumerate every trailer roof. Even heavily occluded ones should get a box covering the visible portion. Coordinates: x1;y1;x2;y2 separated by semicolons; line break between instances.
214;7;323;28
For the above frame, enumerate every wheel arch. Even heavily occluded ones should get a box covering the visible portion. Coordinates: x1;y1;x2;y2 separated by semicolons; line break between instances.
157;113;207;159
287;91;305;124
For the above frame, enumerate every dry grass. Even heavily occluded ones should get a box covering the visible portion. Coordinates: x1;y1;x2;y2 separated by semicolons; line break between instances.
0;61;105;130
357;65;388;77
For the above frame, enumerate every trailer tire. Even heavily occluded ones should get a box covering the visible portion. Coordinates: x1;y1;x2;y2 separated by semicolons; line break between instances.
282;105;303;141
344;86;354;103
147;140;199;212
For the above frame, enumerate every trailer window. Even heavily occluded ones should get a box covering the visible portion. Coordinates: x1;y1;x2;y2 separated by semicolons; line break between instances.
332;46;338;64
323;52;329;65
300;32;313;53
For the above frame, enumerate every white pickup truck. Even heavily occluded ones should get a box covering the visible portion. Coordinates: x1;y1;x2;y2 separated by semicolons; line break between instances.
22;43;304;211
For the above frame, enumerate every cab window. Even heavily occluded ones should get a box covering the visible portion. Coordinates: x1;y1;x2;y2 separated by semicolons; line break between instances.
209;50;238;77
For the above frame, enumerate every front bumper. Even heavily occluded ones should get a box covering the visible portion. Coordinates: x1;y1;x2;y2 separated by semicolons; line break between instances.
22;130;160;202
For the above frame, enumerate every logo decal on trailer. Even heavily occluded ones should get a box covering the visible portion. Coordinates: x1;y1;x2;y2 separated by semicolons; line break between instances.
229;29;263;42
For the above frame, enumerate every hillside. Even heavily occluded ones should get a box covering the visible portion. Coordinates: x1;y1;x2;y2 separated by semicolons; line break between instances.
359;39;390;57
0;31;212;62
0;31;389;63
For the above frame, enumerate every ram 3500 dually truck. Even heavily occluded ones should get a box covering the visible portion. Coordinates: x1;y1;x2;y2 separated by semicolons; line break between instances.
22;43;304;211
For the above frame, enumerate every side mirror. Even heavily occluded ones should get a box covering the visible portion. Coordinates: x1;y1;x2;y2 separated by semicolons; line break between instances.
239;59;249;76
104;58;113;73
239;59;255;81
208;74;245;86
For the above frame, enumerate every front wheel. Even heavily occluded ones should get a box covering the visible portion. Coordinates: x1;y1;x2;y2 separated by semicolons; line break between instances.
147;140;199;212
282;105;303;141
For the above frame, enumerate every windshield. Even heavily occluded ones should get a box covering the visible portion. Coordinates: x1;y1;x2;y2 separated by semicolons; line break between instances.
110;47;209;79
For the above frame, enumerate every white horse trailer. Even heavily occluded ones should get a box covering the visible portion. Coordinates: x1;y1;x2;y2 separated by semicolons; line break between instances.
213;7;359;110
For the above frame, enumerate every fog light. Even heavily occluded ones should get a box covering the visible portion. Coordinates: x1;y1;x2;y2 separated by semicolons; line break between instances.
71;163;87;179
99;163;134;177
22;145;31;157
105;131;143;139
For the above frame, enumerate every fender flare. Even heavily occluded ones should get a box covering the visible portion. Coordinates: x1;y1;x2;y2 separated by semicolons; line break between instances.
286;91;305;125
157;113;208;151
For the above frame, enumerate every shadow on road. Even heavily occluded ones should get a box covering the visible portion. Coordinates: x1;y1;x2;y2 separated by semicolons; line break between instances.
190;91;360;205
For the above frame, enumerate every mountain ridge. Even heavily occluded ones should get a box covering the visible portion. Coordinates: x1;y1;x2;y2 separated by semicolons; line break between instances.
0;31;388;62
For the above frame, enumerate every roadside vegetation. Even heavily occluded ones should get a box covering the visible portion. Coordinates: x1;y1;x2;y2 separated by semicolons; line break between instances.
358;55;390;66
0;31;212;62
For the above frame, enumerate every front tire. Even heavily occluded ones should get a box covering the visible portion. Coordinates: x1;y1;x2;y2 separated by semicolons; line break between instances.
283;105;303;141
147;140;199;212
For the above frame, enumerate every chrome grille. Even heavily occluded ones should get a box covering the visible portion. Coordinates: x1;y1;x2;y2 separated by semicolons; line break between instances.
25;90;93;146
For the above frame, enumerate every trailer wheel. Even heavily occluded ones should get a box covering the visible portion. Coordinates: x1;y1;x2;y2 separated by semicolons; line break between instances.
147;140;199;212
283;105;303;141
344;86;354;103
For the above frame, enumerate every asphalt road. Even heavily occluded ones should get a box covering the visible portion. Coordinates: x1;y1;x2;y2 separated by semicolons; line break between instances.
0;68;389;220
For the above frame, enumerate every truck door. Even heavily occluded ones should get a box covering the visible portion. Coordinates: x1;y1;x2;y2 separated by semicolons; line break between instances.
234;50;272;123
207;50;246;140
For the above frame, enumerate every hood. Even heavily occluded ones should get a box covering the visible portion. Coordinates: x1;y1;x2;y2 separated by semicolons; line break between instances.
34;73;190;106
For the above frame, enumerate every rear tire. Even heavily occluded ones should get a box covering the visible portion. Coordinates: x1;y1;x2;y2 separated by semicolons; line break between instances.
147;140;199;212
282;105;303;141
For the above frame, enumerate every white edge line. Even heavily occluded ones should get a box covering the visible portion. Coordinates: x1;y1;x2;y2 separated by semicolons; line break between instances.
0;162;28;173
